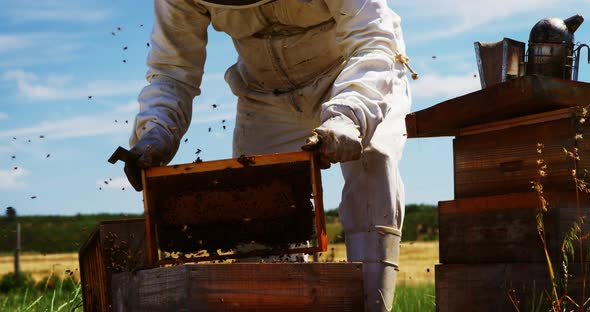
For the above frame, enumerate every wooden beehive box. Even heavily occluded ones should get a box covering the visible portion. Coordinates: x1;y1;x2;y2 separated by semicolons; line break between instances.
453;107;589;198
436;262;586;312
406;75;590;311
439;191;590;264
79;219;148;312
141;151;327;265
111;263;364;312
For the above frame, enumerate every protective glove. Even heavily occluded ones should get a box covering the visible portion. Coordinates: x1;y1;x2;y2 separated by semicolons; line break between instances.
124;126;176;191
302;117;363;169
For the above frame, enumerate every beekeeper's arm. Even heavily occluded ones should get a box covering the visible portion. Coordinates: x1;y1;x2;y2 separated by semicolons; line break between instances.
304;0;411;167
125;0;210;191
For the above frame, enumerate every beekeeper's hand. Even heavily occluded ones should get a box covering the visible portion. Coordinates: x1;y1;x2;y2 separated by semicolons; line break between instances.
125;126;176;191
302;117;363;169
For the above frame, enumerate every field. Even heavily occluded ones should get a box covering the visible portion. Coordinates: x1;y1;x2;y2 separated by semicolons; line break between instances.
1;241;438;285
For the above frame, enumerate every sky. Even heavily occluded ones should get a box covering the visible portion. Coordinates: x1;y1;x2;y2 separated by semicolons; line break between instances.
0;0;589;216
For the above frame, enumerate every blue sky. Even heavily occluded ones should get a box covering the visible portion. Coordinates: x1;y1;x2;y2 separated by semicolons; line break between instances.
0;0;589;216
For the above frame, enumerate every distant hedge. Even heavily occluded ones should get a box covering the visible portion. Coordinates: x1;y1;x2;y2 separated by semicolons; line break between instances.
0;204;437;254
323;203;438;242
0;214;142;254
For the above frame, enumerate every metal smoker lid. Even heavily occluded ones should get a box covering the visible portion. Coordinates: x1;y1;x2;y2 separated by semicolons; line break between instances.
529;15;584;45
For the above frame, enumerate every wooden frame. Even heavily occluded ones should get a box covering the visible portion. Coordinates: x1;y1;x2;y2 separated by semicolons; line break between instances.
141;151;327;266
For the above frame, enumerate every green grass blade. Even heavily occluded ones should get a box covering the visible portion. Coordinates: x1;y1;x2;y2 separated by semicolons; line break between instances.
22;295;43;312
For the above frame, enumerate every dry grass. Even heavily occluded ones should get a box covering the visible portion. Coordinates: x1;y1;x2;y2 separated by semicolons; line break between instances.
0;253;79;282
0;241;438;285
315;241;438;284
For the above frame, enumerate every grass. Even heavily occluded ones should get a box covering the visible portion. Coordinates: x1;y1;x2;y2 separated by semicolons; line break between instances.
394;283;436;311
0;274;82;312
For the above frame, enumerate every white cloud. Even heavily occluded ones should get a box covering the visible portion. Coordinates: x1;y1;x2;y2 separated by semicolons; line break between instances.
0;35;33;53
114;101;140;113
2;0;112;23
96;177;131;190
410;72;481;99
2;69;144;101
0;168;30;190
393;0;580;41
0;112;7;120
0;115;132;140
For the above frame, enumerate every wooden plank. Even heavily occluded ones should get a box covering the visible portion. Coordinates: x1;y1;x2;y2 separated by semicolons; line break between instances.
436;263;586;312
145;151;312;178
439;192;590;264
458;107;575;137
311;153;328;251
112;263;364;312
406;75;590;138
79;219;148;312
453;118;577;199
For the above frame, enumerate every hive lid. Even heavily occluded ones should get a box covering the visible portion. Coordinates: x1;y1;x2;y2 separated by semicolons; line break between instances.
406;75;590;138
141;151;327;265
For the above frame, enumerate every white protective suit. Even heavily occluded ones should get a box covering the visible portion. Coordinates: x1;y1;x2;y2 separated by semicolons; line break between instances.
130;0;411;311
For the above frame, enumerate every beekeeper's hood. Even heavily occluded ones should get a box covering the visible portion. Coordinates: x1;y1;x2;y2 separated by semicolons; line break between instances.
195;0;274;9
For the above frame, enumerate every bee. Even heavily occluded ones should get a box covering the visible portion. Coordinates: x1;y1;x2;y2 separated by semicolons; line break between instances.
208;127;211;133
184;138;188;143
31;196;37;199
195;148;202;154
123;60;127;63
46;154;50;158
123;46;128;50
212;104;218;109
88;95;92;99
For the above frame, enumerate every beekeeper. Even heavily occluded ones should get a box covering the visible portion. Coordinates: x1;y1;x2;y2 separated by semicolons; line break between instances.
124;0;413;311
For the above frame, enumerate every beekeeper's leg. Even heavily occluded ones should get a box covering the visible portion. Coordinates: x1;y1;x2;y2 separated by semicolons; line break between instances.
233;95;320;262
339;110;407;312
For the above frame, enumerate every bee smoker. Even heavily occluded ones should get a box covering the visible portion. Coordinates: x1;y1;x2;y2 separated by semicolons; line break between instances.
526;14;589;80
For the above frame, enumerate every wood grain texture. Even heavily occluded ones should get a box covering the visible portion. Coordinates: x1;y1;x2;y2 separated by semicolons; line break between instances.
145;152;312;178
436;263;586;312
79;219;148;312
439;192;590;264
112;263;364;312
405;75;590;138
453;117;580;199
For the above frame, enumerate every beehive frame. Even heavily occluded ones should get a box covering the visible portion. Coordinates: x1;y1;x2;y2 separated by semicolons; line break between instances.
141;151;327;265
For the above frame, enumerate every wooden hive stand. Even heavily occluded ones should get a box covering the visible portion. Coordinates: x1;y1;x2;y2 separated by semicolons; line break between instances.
406;75;590;311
